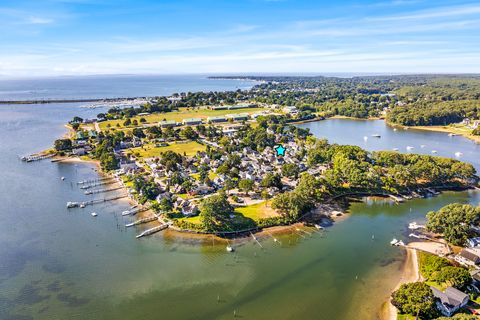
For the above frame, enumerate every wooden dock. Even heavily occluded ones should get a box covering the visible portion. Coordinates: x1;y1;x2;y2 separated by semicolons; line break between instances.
125;216;158;227
66;195;127;208
21;153;54;162
136;224;169;238
84;186;123;195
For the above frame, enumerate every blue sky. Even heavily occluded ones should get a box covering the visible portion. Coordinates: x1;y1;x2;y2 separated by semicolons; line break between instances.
1;0;479;76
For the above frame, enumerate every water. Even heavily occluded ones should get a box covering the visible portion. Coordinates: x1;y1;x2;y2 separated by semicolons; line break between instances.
0;101;479;319
297;118;480;172
0;75;256;101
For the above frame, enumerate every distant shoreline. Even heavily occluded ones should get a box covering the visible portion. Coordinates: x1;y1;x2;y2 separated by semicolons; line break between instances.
0;96;150;105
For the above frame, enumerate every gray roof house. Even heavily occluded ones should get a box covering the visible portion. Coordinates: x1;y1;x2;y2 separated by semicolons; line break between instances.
431;286;469;317
454;249;480;267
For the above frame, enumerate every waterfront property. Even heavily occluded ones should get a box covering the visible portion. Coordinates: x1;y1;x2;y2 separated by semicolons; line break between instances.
431;287;469;317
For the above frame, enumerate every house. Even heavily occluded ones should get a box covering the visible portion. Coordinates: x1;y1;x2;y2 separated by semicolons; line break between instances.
467;237;480;247
470;269;480;285
182;118;203;126
226;113;249;122
72;147;86;156
207;116;227;123
283;106;299;115
455;249;480;267
431;286;469;317
158;120;177;128
210;105;229;110
182;202;199;217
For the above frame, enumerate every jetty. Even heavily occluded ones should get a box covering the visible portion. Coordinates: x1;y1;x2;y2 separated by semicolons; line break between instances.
121;207;148;216
389;194;405;203
136;223;169;238
80;180;116;189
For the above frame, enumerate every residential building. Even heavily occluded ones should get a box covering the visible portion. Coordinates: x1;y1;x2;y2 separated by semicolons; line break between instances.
455;249;480;267
467;237;480;247
158;120;178;128
226;113;249;121
207;116;227;123
182;118;203;125
431;286;469;317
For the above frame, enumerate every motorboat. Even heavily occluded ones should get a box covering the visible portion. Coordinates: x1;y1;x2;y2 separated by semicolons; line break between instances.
91;212;98;217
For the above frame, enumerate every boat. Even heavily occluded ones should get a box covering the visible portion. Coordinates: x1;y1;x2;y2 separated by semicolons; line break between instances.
448;133;458;137
406;146;414;151
393;128;398;132
420;145;426;148
61;176;65;180
431;150;437;154
66;202;78;208
80;203;86;208
392;148;399;151
363;136;368;141
226;245;234;252
91;212;98;217
371;134;381;138
314;224;324;230
408;222;425;230
390;238;399;245
455;152;463;157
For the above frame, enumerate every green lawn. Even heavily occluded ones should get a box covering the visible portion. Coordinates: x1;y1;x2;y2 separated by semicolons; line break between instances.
99;107;264;130
178;215;202;225
235;202;274;221
126;141;206;158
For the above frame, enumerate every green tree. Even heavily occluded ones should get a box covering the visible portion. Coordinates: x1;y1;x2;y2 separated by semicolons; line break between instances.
281;163;300;179
199;193;233;232
238;179;254;195
391;282;437;319
435;266;472;290
54;139;72;151
426;203;480;246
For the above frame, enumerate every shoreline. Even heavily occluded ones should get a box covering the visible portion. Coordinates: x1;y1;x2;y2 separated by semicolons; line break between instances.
381;248;420;320
387;122;480;144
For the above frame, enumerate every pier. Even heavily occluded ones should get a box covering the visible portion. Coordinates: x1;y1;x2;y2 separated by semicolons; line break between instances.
80;180;117;189
125;216;158;227
66;195;127;208
77;177;114;185
122;207;148;216
136;223;169;238
84;186;123;195
21;153;54;162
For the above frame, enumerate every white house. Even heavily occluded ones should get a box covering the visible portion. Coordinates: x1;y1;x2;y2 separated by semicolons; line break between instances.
467;237;480;247
454;249;480;267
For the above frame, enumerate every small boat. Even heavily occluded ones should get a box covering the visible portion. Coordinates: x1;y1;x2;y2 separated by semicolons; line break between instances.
61;176;65;181
80;203;86;208
420;145;426;148
448;133;457;137
408;222;425;230
392;148;399;151
226;245;234;252
455;152;463;157
371;134;381;138
91;212;98;217
431;150;437;154
406;146;414;151
393;128;398;132
363;136;368;141
390;238;399;245
314;224;324;230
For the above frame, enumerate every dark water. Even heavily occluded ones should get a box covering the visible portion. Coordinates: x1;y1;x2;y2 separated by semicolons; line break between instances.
0;75;256;101
0;105;479;320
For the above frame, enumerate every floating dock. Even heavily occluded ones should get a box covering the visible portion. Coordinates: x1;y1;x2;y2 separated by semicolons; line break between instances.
84;186;123;195
21;154;54;162
77;177;114;185
66;195;127;208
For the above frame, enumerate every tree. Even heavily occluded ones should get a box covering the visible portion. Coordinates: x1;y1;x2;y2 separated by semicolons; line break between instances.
54;139;72;151
435;266;471;290
180;126;198;140
426;203;480;246
281;163;300;179
238;179;254;195
132;128;145;138
261;190;271;206
123;118;131;126
71;122;80;131
391;282;438;319
198;164;210;183
199;193;233;231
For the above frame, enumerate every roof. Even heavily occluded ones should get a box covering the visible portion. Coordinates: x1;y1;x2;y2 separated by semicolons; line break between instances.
431;286;469;309
226;113;249;119
182;118;202;122
159;120;176;124
207;116;227;121
459;249;480;263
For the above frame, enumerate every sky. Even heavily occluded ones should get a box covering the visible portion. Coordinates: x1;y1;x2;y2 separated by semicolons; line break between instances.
0;0;479;77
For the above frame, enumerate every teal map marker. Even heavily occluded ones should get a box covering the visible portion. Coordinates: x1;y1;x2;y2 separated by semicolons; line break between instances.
275;145;286;156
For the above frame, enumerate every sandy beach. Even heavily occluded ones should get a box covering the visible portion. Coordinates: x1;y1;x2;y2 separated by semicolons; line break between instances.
381;248;421;320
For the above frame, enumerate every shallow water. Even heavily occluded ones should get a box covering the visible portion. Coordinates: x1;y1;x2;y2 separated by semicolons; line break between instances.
0;105;479;319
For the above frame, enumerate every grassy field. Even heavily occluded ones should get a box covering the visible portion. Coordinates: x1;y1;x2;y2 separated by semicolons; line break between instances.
235;202;277;221
99;107;264;130
126;141;206;158
178;215;202;225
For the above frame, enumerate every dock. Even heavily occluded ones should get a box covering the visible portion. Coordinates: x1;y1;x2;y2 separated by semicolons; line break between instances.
21;153;54;162
136;223;169;238
66;195;127;208
84;186;123;195
80;180;117;189
121;207;148;216
77;177;114;185
125;216;158;227
389;194;405;203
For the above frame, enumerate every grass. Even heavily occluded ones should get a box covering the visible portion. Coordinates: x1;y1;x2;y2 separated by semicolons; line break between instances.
190;172;218;181
235;202;273;221
126;141;206;158
99;107;264;130
178;215;202;225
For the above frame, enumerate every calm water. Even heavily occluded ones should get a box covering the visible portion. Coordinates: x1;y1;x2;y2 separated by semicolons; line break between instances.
0;105;479;320
0;75;256;101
